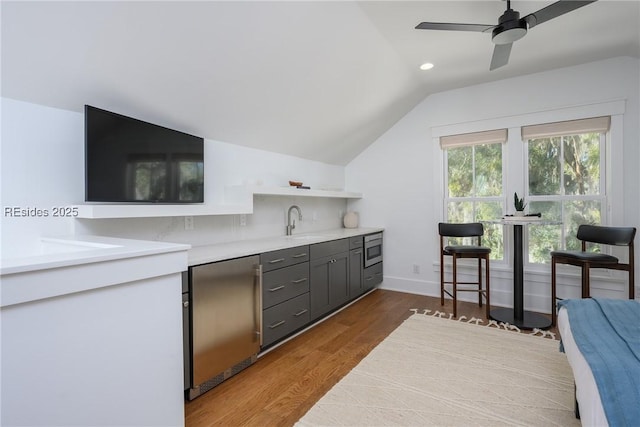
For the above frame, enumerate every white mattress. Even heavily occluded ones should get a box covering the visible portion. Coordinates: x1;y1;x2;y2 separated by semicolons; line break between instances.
558;306;608;427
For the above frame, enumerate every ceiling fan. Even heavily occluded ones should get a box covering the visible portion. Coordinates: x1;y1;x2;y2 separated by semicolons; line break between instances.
415;0;597;70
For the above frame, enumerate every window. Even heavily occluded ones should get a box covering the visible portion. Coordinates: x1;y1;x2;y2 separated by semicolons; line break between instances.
177;159;204;201
127;154;204;202
127;155;167;201
442;129;506;259
523;117;609;263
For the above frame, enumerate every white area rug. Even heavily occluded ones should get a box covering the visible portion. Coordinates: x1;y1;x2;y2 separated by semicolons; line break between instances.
296;311;579;426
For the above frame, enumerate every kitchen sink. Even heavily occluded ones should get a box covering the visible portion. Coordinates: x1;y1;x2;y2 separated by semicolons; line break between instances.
285;235;330;241
39;238;122;254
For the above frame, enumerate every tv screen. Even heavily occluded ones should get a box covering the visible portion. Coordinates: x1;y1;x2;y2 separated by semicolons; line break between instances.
85;105;204;203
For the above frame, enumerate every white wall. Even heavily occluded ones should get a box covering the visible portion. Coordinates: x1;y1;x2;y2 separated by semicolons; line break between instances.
1;98;349;254
346;56;640;311
1;99;83;255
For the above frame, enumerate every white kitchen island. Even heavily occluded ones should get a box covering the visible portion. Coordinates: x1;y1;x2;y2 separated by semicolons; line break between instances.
1;235;189;427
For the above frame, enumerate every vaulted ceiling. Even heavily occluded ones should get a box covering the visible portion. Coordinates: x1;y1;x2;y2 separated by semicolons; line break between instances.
2;1;639;165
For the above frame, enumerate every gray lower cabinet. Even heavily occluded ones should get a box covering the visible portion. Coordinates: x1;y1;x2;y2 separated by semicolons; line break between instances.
258;233;382;349
348;236;364;298
260;247;310;348
309;239;350;321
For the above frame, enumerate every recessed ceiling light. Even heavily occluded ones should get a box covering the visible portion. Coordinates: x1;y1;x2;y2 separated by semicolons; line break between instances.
420;62;434;71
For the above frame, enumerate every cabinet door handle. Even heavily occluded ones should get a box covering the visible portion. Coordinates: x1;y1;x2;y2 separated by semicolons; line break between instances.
365;276;374;281
292;253;308;258
269;320;286;329
375;272;383;277
268;258;285;264
268;285;285;292
294;309;308;317
291;278;308;284
354;250;362;254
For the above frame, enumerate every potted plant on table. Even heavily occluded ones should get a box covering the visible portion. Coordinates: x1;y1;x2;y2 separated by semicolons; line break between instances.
514;192;527;216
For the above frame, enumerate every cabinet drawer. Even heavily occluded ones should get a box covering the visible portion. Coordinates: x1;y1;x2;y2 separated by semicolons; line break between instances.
363;262;383;290
262;262;310;309
310;238;349;259
260;246;310;272
349;236;363;250
262;293;310;347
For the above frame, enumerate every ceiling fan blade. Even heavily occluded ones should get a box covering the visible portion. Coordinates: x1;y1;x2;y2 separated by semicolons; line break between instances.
490;43;512;70
524;0;597;29
415;22;495;32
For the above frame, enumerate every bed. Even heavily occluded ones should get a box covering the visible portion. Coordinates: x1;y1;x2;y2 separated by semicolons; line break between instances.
557;298;640;427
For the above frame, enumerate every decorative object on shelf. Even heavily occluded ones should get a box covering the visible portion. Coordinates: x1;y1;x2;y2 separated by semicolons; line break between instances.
514;192;527;216
343;211;359;229
288;180;310;189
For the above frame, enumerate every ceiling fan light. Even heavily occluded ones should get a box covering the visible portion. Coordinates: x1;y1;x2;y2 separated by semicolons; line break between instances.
420;62;434;70
493;27;527;44
492;19;528;45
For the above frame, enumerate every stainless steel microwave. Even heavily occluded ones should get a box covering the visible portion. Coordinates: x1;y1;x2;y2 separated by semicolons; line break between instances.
364;233;383;267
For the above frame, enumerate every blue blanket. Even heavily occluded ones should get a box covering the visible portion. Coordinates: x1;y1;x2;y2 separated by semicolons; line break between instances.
558;298;640;426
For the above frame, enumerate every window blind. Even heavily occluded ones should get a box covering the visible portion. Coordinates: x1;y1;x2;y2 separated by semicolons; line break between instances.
521;116;610;140
439;128;507;149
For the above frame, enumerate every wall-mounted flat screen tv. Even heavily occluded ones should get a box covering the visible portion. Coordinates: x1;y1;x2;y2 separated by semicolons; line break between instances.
85;105;204;203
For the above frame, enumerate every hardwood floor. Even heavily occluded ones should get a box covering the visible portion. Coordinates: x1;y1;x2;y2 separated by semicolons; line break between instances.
184;289;557;427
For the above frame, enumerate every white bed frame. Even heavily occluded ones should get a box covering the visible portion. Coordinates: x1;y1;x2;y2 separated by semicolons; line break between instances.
557;306;608;427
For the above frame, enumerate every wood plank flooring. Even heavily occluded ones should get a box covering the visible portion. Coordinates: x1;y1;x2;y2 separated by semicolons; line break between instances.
184;289;557;427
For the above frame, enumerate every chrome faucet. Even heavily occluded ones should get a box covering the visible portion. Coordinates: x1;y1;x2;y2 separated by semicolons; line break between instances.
286;205;302;236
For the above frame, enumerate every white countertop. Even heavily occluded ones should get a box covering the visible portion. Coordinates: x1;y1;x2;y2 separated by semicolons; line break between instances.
1;235;191;276
1;228;383;275
188;227;383;266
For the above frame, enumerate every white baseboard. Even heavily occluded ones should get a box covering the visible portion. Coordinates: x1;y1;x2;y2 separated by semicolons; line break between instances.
379;276;549;315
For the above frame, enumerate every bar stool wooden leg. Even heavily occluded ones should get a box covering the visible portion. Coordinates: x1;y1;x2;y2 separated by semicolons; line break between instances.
478;258;483;307
582;264;590;298
551;257;557;327
452;255;458;318
440;252;445;306
485;256;490;319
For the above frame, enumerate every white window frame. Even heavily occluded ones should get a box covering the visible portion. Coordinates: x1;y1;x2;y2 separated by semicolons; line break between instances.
443;141;506;261
522;131;608;266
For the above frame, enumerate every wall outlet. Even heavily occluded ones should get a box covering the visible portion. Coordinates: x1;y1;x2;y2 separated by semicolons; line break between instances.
184;216;194;230
239;214;247;226
412;264;420;274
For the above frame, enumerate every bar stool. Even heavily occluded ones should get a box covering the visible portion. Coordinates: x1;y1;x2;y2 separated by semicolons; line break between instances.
439;222;491;318
550;224;636;326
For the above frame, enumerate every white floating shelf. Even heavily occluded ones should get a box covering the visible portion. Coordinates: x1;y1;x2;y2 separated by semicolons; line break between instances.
75;186;362;219
249;186;362;199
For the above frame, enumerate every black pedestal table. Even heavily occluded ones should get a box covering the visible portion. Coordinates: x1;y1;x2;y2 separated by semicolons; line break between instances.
487;218;555;330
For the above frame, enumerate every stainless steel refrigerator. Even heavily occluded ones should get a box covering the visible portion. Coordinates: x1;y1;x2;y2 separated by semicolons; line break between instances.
186;255;262;400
